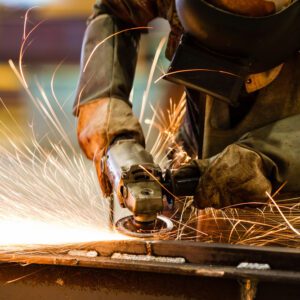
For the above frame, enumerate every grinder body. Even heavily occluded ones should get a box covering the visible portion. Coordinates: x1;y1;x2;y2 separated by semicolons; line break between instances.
104;140;200;237
105;139;163;223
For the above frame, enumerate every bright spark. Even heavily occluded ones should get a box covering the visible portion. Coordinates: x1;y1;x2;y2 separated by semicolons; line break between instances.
154;68;241;84
0;219;126;246
83;26;152;73
0;9;132;249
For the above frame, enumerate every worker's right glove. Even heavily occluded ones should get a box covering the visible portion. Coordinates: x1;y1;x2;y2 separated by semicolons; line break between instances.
193;144;272;208
172;144;272;209
77;98;145;196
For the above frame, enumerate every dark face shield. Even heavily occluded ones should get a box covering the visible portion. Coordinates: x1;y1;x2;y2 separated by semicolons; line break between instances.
164;0;300;106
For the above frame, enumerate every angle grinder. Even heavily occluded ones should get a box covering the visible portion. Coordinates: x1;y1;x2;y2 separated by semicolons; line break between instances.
104;139;200;238
104;139;173;238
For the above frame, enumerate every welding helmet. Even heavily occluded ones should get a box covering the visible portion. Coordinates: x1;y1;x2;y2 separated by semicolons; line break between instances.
165;0;300;106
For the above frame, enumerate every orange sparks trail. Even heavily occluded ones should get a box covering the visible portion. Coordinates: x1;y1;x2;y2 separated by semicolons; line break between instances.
154;68;242;84
0;8;300;252
83;26;152;73
0;8;130;249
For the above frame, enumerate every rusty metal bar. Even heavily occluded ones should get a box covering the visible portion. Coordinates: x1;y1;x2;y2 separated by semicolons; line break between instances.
0;240;300;281
0;241;300;299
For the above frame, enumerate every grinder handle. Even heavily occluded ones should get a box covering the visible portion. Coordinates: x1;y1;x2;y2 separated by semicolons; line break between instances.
164;168;200;199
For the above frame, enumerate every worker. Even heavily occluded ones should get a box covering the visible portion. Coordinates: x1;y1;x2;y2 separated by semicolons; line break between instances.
74;0;300;209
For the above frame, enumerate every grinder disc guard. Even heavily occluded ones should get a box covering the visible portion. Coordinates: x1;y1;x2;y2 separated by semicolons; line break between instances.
115;216;174;238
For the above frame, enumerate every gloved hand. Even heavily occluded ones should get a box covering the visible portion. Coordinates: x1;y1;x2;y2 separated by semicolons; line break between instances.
77;98;145;196
193;144;272;209
172;144;272;208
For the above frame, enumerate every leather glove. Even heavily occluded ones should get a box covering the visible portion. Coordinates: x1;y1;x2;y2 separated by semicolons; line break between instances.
194;144;272;209
77;98;144;196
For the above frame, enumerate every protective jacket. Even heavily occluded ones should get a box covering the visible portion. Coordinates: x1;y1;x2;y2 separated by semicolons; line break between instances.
74;0;300;207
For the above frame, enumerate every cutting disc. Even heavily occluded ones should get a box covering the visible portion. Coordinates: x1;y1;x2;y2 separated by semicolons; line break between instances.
115;215;174;238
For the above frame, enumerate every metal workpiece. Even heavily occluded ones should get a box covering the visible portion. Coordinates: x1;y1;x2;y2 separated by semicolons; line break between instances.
0;262;240;300
2;240;300;277
0;241;300;299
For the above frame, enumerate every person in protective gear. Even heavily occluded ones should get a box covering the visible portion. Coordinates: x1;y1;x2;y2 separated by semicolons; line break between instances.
75;0;300;209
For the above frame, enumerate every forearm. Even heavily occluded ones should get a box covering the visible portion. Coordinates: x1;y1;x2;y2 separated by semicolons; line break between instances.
73;0;162;114
73;7;141;114
236;113;300;192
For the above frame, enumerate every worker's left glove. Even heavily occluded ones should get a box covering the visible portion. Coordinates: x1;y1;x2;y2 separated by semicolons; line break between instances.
77;98;145;196
193;144;272;208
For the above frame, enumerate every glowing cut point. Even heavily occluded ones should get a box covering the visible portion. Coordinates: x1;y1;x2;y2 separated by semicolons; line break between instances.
0;219;129;246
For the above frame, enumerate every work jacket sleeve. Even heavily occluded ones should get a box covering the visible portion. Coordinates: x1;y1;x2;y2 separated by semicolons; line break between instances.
73;0;171;114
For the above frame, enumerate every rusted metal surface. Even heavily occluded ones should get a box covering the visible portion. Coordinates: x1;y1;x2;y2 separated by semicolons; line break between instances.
0;263;242;300
0;249;300;284
0;241;300;298
0;240;300;282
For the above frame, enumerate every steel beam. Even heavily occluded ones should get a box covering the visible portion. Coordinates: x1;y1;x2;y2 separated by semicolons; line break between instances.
0;240;299;299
